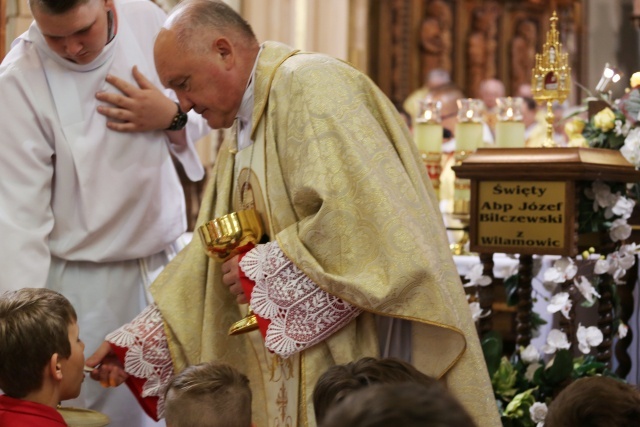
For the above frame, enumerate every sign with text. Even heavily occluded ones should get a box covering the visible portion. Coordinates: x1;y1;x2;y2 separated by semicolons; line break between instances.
472;181;571;255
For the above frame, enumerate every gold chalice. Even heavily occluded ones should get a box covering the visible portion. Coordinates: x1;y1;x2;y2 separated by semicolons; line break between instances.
198;209;264;335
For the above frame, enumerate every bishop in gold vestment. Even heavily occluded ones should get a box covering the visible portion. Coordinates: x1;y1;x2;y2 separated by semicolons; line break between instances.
91;2;501;426
148;37;500;426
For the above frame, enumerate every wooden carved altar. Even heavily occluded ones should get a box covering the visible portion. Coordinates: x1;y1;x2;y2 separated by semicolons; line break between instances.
367;0;583;110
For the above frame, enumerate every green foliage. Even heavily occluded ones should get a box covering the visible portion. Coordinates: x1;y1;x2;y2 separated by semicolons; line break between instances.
482;330;503;378
481;335;622;427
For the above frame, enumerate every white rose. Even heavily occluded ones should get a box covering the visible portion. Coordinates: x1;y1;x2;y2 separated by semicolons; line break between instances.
621;128;640;168
529;402;548;423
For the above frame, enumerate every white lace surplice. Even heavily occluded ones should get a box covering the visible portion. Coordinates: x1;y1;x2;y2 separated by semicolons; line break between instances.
241;241;362;358
106;241;361;416
106;304;173;418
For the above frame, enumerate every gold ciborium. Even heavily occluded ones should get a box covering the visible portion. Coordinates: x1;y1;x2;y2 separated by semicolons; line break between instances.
198;209;264;335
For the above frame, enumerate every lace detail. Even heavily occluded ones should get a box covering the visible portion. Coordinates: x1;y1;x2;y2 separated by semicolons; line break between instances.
240;241;362;358
106;304;173;418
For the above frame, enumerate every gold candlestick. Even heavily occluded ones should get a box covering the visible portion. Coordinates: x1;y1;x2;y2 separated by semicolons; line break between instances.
531;11;571;148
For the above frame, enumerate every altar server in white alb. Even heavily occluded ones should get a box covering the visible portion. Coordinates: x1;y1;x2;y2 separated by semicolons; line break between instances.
0;0;210;425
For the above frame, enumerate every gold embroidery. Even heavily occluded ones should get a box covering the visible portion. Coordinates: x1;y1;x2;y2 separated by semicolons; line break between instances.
269;354;294;382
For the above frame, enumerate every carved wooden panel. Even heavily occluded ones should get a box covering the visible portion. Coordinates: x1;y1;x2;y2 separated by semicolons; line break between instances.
368;0;583;110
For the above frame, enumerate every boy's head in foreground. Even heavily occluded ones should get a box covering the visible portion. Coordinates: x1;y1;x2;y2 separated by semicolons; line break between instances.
164;362;252;427
312;357;441;425
0;288;85;404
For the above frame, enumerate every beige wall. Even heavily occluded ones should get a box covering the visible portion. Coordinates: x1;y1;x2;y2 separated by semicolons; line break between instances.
241;0;368;72
5;0;31;55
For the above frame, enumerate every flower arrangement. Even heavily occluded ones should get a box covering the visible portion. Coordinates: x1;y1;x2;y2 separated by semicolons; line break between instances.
465;179;638;426
565;71;640;163
469;252;633;426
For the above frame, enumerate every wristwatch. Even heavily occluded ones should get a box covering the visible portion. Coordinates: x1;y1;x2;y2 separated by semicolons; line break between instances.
165;102;188;131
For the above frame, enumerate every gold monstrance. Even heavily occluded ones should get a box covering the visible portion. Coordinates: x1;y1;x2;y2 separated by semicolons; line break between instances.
532;11;571;147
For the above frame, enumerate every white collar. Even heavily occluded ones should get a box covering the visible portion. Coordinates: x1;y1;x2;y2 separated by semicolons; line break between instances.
236;45;263;150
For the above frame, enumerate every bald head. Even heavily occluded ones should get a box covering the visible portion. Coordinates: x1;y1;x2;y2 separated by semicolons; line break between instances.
153;0;261;129
478;78;505;109
164;0;258;54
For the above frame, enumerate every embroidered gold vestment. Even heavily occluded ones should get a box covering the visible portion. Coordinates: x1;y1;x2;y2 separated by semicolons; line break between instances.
150;41;501;427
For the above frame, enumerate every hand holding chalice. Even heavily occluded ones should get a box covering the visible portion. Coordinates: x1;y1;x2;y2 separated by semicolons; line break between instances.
198;208;264;335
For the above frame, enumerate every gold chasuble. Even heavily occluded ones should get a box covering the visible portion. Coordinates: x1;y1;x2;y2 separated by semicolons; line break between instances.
150;42;500;427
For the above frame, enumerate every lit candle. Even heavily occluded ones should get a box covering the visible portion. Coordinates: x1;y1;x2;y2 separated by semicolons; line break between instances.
495;97;525;148
455;98;484;152
414;99;444;199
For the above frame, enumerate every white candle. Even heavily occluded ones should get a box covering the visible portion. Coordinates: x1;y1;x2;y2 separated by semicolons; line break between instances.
455;122;483;151
495;121;525;148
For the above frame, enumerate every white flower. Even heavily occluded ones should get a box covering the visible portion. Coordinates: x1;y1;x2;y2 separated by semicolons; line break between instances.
469;302;490;322
573;276;600;304
547;292;572;319
520;344;540;364
594;247;636;284
577;324;603;354
614;119;632;137
525;362;542;381
611;194;635;219
619;242;640;257
619;322;629;339
584;181;615;212
498;262;519;279
594;258;611;275
609;218;632;242
543;257;578;286
529;402;548;423
541;329;571;354
463;264;492;287
621;127;640;168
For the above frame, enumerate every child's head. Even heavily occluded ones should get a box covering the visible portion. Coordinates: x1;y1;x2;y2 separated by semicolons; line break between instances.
313;357;440;425
544;376;640;427
0;288;84;401
164;362;252;427
319;382;477;427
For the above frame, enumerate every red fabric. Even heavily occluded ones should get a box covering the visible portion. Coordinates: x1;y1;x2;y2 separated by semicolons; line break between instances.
0;395;67;426
109;344;160;421
238;250;271;339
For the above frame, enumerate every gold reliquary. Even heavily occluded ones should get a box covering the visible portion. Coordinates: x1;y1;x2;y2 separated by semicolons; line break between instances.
532;11;571;147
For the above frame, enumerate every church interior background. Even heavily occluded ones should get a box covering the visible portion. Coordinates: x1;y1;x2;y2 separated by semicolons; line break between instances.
3;0;640;415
